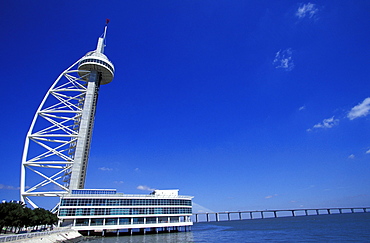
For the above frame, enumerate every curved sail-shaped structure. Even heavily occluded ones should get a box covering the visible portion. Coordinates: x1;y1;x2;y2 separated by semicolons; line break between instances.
20;25;114;208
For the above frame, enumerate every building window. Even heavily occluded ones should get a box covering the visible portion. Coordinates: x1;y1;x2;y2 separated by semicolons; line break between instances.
75;219;88;226
154;208;163;214
91;218;104;226
158;217;168;223
133;218;144;224
105;218;118;225
119;218;130;225
170;216;179;223
146;217;157;224
75;208;83;216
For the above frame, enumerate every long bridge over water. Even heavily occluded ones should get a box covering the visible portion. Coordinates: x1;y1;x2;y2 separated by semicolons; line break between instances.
193;207;370;223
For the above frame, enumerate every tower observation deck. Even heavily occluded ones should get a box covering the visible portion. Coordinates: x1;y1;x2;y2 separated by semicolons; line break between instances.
20;22;114;208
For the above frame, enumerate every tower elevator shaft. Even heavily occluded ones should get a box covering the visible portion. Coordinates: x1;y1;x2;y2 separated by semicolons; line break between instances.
69;71;100;190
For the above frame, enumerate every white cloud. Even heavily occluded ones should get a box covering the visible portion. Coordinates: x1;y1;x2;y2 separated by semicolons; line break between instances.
307;97;370;134
348;154;355;159
307;97;370;132
114;181;124;184
137;185;155;191
347;97;370;120
296;3;319;19
265;194;278;199
299;106;306;111
98;167;113;171
273;48;294;71
310;116;339;130
366;149;370;154
0;184;19;190
134;168;140;172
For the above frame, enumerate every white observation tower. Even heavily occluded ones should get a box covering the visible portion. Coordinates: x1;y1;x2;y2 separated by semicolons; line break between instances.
20;21;114;208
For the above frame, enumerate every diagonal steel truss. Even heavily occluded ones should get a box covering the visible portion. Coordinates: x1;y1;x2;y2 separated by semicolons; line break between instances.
20;59;92;208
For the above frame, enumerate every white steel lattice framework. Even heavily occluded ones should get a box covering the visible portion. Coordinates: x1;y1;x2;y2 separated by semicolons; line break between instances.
20;24;114;208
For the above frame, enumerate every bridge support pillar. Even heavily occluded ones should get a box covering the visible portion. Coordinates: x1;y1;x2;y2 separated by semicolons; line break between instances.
228;213;231;221
291;210;295;216
274;211;277;218
250;212;253;219
239;212;242;220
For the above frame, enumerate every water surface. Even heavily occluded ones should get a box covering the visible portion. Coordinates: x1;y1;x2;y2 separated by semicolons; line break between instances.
86;213;370;242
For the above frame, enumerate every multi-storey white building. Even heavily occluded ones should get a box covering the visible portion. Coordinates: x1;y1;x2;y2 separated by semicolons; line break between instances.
58;189;193;235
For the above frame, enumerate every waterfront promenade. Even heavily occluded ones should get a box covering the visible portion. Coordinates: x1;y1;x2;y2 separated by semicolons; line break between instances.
193;207;370;222
0;228;82;243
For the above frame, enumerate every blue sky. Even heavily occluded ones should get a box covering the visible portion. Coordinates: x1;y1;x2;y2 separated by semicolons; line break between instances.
1;1;370;211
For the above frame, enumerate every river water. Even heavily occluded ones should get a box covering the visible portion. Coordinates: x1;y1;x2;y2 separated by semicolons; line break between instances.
85;213;370;242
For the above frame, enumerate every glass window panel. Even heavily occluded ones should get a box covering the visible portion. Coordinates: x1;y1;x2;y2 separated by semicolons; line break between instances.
170;216;179;223
82;208;90;216
68;209;76;216
133;218;144;224
95;208;105;215
119;218;131;225
158;217;168;223
154;208;162;214
75;208;83;216
105;218;118;225
59;209;67;216
91;219;104;226
146;217;156;224
75;219;89;226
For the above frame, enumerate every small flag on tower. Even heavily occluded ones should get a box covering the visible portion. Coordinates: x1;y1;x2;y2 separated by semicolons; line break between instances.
106;19;110;25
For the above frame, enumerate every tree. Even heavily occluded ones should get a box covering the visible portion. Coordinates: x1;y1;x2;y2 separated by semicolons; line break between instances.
0;202;25;233
0;202;58;233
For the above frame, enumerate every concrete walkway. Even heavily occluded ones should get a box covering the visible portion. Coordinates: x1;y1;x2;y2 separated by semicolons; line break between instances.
0;229;83;243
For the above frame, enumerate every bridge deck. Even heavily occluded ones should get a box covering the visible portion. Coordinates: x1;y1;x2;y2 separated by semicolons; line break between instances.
193;207;370;222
